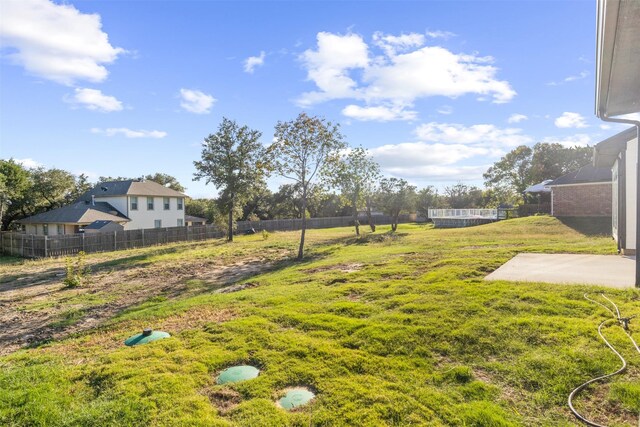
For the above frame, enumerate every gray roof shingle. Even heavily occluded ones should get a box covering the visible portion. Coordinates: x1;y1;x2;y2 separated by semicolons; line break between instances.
17;201;130;224
548;164;612;186
79;180;187;200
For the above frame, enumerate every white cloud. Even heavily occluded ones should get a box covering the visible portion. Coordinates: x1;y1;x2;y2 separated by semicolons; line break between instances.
342;104;417;121
297;31;515;121
372;31;425;56
66;88;122;112
426;30;456;40
507;113;528;123
366;121;534;182
244;51;266;73
298;32;369;105
14;158;42;168
599;124;611;130
554;112;588;128
0;0;124;85
371;142;489;167
179;88;215;114
437;105;453;115
548;71;589;86
414;122;532;148
384;164;487;181
542;134;592;147
91;127;167;139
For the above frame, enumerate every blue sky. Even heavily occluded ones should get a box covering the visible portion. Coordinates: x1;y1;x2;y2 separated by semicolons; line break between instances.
0;0;626;198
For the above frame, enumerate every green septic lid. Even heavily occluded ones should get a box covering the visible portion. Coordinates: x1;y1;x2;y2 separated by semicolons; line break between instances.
216;365;260;384
278;388;315;410
124;328;170;346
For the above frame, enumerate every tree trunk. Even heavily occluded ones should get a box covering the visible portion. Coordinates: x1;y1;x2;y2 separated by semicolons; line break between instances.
297;187;307;260
392;210;399;232
227;201;234;242
366;195;376;232
353;195;360;236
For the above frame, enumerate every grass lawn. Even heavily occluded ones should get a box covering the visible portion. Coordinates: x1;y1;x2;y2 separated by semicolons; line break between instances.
0;216;639;426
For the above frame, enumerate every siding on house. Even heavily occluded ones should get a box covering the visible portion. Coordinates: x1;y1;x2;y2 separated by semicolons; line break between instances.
551;183;612;217
124;196;184;230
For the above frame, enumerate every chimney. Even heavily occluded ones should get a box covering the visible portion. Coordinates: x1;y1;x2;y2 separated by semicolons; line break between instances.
91;195;95;206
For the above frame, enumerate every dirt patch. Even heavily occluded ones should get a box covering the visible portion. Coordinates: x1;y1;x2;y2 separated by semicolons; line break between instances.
306;263;363;274
160;307;236;332
202;387;242;414
0;254;279;355
217;282;261;294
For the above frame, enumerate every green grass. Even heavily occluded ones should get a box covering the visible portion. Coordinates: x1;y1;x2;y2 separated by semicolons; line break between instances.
1;216;639;426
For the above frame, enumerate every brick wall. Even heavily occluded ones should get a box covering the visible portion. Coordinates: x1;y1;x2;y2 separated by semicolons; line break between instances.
552;183;612;217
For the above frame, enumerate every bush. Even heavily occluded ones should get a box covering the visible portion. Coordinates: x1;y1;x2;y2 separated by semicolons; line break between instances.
64;251;88;288
262;229;269;240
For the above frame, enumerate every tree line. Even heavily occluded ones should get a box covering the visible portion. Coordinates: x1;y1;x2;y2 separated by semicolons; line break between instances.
1;112;594;259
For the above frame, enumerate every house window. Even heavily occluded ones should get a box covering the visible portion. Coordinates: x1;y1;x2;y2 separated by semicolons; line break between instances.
177;197;183;210
147;197;154;210
154;220;162;228
131;196;138;210
164;197;170;210
57;224;63;235
43;224;49;236
177;218;184;227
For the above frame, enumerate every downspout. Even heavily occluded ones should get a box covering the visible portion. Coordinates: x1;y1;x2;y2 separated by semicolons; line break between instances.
599;112;639;288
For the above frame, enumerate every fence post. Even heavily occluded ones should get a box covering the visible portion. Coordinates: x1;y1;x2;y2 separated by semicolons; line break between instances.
44;236;48;257
114;231;117;251
141;228;145;246
82;233;85;252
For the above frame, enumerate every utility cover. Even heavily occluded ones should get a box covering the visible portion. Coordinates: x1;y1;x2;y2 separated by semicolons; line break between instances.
124;329;170;346
216;365;260;384
277;388;315;410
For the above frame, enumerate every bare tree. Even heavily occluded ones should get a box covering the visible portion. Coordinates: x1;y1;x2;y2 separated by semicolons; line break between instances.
267;113;345;260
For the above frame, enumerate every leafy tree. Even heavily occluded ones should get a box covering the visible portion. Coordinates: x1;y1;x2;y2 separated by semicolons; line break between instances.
68;173;93;202
143;173;186;192
240;183;273;221
483;145;532;200
416;186;442;219
378;177;416;232
29;167;76;211
194;118;267;241
326;146;380;235
0;160;32;230
443;183;484;208
267;112;346;259
98;175;134;183
185;197;225;228
484;143;594;203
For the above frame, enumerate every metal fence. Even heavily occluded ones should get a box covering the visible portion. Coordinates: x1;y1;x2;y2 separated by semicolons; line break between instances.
1;213;420;258
428;209;498;219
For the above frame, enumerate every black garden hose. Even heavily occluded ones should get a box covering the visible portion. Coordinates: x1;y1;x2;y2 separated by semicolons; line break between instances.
567;294;639;427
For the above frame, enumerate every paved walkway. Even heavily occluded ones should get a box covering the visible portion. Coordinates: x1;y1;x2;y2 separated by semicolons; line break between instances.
485;253;636;288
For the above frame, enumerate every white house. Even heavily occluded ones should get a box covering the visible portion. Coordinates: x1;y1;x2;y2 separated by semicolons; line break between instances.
18;180;187;235
594;0;640;286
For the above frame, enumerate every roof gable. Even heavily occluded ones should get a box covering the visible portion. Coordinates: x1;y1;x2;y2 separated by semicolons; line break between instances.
17;201;130;224
78;180;187;200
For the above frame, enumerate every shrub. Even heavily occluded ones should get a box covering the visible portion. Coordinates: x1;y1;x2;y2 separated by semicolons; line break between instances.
64;251;88;288
262;229;269;240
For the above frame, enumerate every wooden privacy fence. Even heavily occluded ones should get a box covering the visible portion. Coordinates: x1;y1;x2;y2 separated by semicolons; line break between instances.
1;225;226;258
1;214;421;258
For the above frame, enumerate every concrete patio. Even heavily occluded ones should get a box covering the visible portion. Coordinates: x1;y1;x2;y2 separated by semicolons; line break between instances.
485;253;636;289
